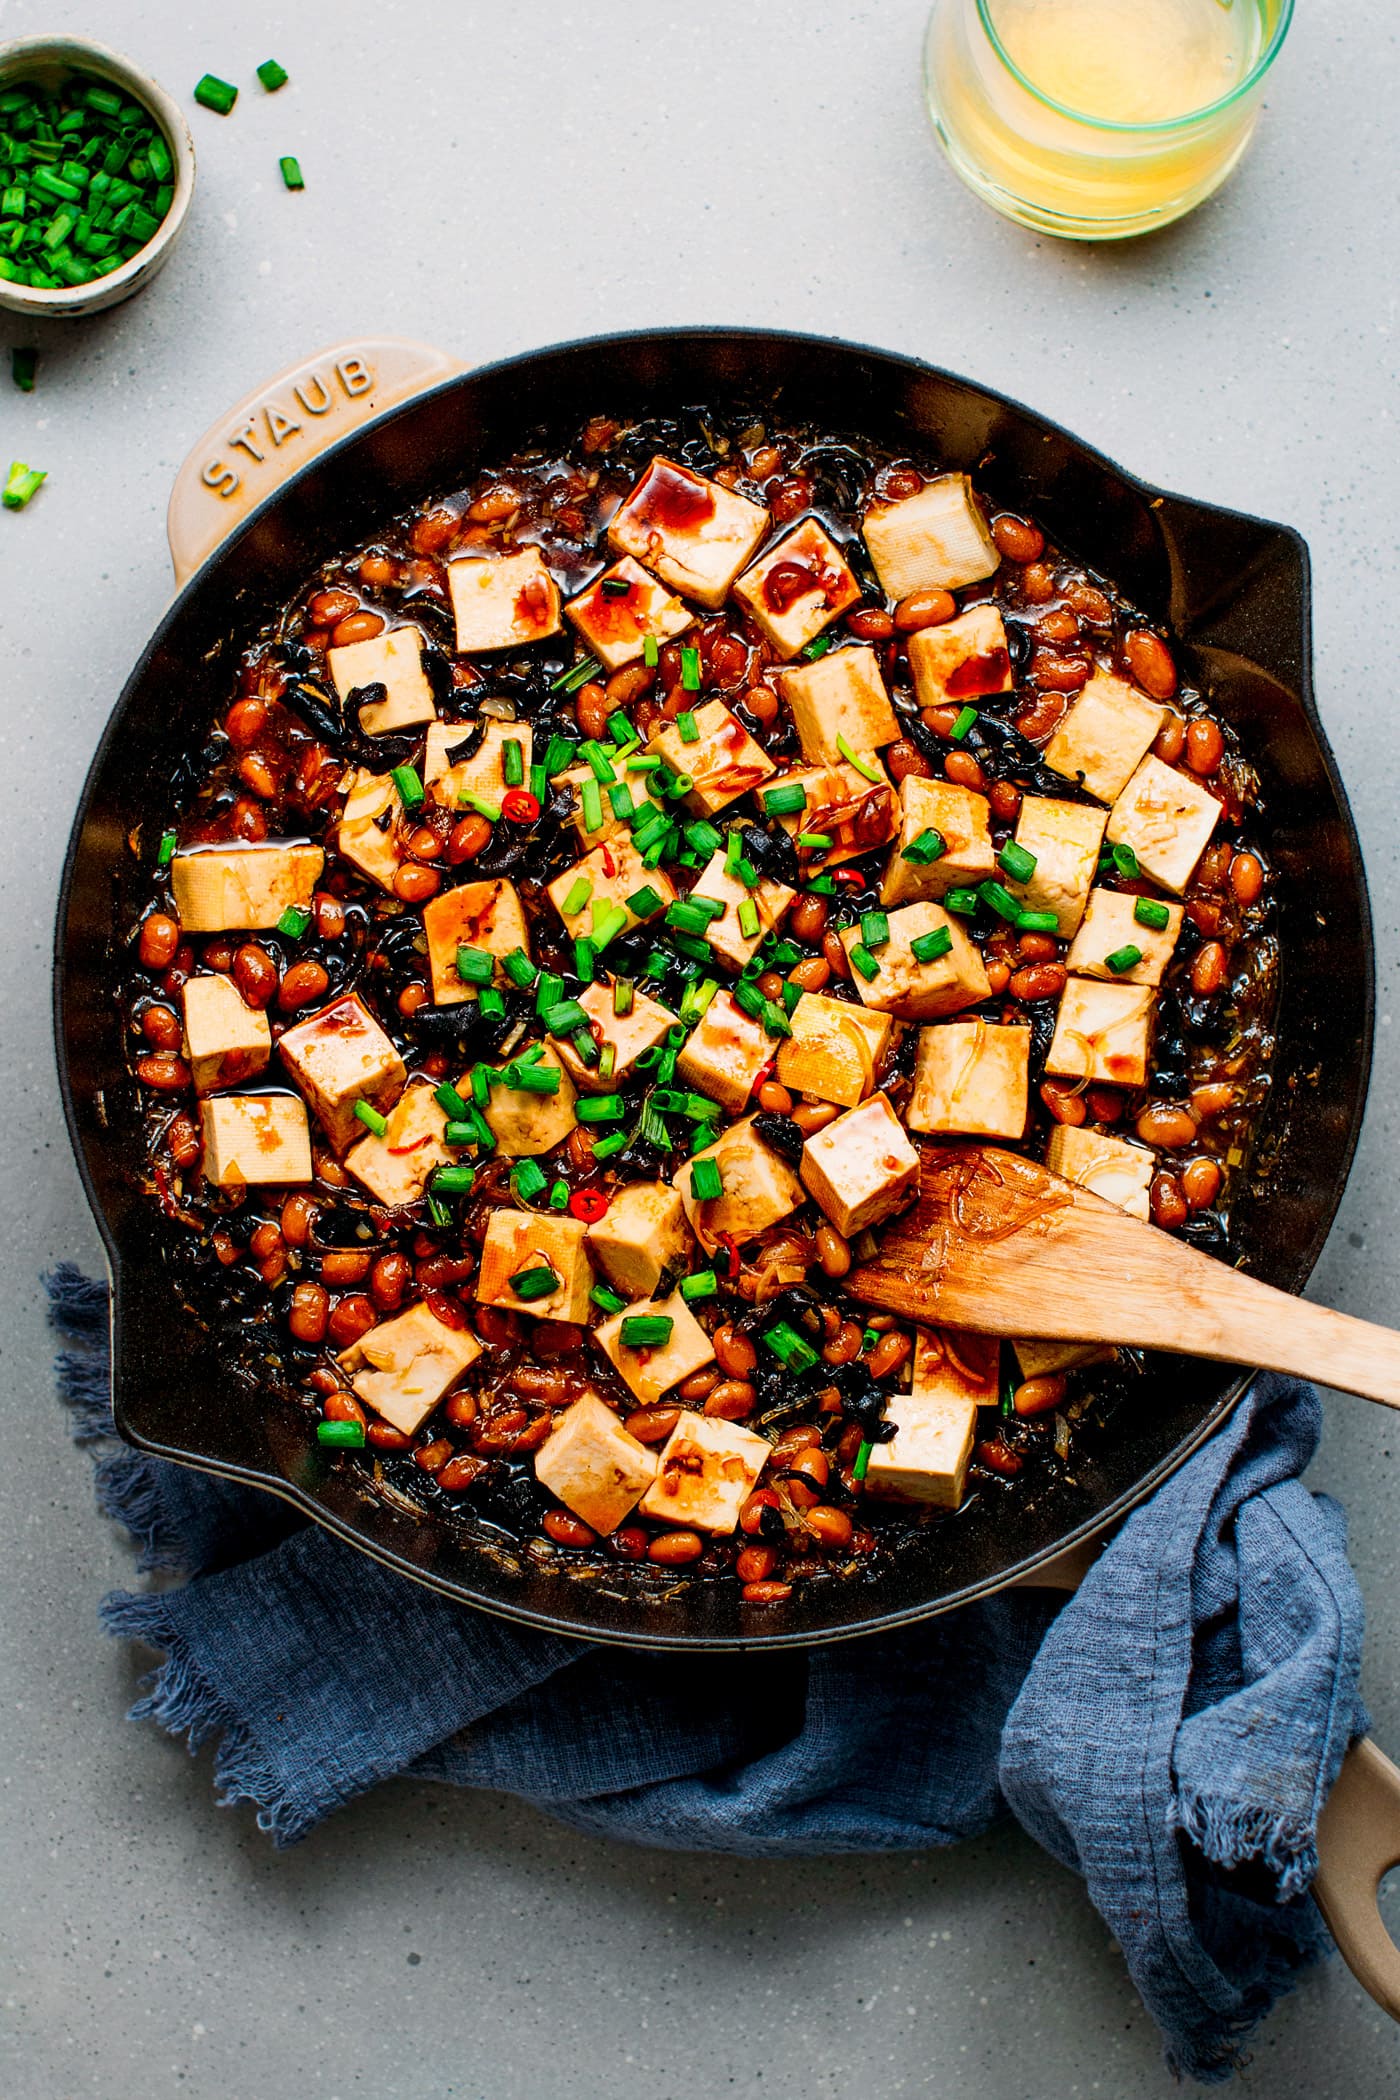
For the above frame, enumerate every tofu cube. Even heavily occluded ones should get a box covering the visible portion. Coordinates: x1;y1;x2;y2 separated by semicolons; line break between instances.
777;644;900;764
564;555;694;671
278;993;407;1152
677;1115;805;1252
799;1090;920;1237
863;1327;998;1509
907;603;1014;710
1013;1337;1114;1380
840;901;991;1021
639;1411;770;1535
422;879;530;1005
425;720;534;810
594;1291;716;1407
648;700;775;817
1107;755;1221;895
768;759;899;873
776;991;893;1109
545;834;677;941
200;1092;313;1187
1065;887;1184;986
607;455;769;610
674;989;772;1116
907;1020;1030;1139
586;1181;693;1300
1043;669;1168;806
447;547;562;653
1046;1121;1154;1222
170;842;323;933
1046;978;1156;1090
862;474;1000;599
345;1080;451;1209
555;981;678;1094
482;1044;579;1158
476;1208;594;1323
688;851;793;973
731;518;861;659
1004;796;1107;937
180;973;270;1095
534;1392;658;1535
337;1300;482;1437
336;768;406;893
328;625;438;737
879;776;996;907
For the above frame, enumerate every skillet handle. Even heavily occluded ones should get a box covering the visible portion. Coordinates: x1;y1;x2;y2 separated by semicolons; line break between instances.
166;337;461;586
1014;1543;1400;2022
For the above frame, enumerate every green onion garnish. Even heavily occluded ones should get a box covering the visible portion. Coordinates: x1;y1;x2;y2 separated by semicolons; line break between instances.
435;1081;471;1121
901;827;946;866
444;1120;477;1147
677;710;700;742
511;1159;548;1203
353;1100;388;1137
571;1027;599;1068
156;828;177;866
601;576;632;598
911;927;953;965
836;735;883;785
317;1419;366;1449
613;978;635;1017
2;461;45;510
626;885;665;920
1105;944;1143;975
738;898;761;940
535;970;565;1016
504;1061;562;1095
279;156;305;192
642;634;660;668
1016;911;1060;934
1112;841;1142;880
685;820;723;858
849;944;880;982
542;999;588;1037
432;1164;476;1195
549;1179;570;1210
502;738;524;788
591;902;629;950
944;887;980;915
680;646;701;692
257;59;289;90
510;1264;561;1301
950;706;978;742
276;905;311;939
576;1094;624;1124
502;947;538;989
621;1314;674;1348
679;1270;718;1304
193;75;238;115
562;874;593;917
455;944;494;985
763;1320;818;1373
581;740;616;784
575;936;597;983
861;911;890;949
1134;897;1171;931
978;881;1022;924
608;781;634;822
544;733;576;777
803;635;833;660
580;778;604;834
552;657;601;693
11;347;37;392
796;833;833;852
391;763;424;809
590;1128;630;1162
591;1282;628;1313
764;782;808;817
598;1043;617;1081
458;790;501;822
853;1441;872;1483
690;1156;724;1202
424;1191;451;1228
666;898;724;938
998;840;1037;884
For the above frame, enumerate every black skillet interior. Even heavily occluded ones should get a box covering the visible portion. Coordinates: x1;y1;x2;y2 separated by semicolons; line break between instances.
54;329;1374;1649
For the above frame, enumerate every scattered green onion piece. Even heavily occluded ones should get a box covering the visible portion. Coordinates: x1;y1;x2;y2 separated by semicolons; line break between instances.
642;634;660;668
279;156;305;192
690;1156;723;1202
685;820;723;858
257;59;289;90
677;709;700;742
194;74;239;115
605;782;633;824
544;733;576;778
901;827;946;866
432;1164;476;1195
669;930;711;964
11;346;36;391
1105;944;1144;975
317;1420;366;1449
849;944;880;982
506;1061;562;1095
571;1027;599;1068
458;790;501;822
1016;911;1059;934
561;874;593;917
552;657;601;694
764;938;802;974
501;738;524;788
680;646;701;692
613;978;635;1018
591;902;629;950
502;947;538;990
543;1180;568;1213
978;881;1022;924
621;1314;674;1348
2;461;45;510
998;840;1037;884
626;756;661;776
579;777;604;834
738;898;761;940
950;706;978;742
353;1100;389;1138
606;710;635;743
761;999;792;1038
600;576;632;599
803;634;833;660
391;763;424;809
575;1094;624;1125
156;828;177;866
861;910;890;949
862;1327;880;1352
679;1269;718;1305
764;1321;818;1374
510;1264;561;1301
574;936;597;983
666;897;724;938
591;1281;628;1313
807;874;837;894
764;782;807;816
455;943;494;985
581;740;616;784
626;884;665;921
598;1042;617;1081
1134;897;1171;932
944;887;979;915
424;1191;451;1229
535;970;565;1017
853;1441;872;1484
910;927;953;965
511;1159;548;1203
664;772;694;799
276;905;310;939
835;735;883;785
590;1128;630;1163
435;1081;470;1121
444;1120;476;1148
539;1000;586;1039
1112;841;1142;880
469;1065;492;1109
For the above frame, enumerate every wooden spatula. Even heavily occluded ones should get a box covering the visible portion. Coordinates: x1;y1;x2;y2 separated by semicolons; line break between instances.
847;1143;1400;1407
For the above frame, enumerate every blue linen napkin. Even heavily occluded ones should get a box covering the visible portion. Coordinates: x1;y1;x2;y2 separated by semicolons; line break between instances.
50;1266;1364;2082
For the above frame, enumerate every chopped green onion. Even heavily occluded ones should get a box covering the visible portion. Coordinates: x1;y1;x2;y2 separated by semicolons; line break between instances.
317;1420;366;1449
613;978;635;1017
642;634;660;668
276;905;311;939
257;58;290;90
511;1159;548;1203
458;790;501;822
535;970;565;1017
1016;911;1059;934
835;735;883;785
690;1156;724;1202
626;884;665;921
579;777;604;834
902;827;946;866
510;1264;561;1301
432;1164;476;1195
761;999;792;1038
2;461;45;510
503;1061;561;1095
1112;841;1142;880
590;1128;631;1163
156;828;177;866
606;782;634;824
606;710;635;743
1105;944;1144;975
549;1178;570;1211
544;733;576;777
738;898;761;940
353;1100;388;1138
679;1269;718;1304
685;820;723;858
601;576;632;599
561;874;593;917
552;657;601;694
576;1094;624;1124
502;738;524;788
435;1081;470;1121
666;898;724;938
279;156;305;192
469;1064;492;1109
571;1027;599;1068
950;706;978;742
803;634;833;660
598;1043;617;1081
796;833;833;852
591;901;629;950
853;1441;872;1484
861;911;890;950
455;944;494;985
591;1281;628;1313
542;999;588;1037
763;1320;818;1374
391;763;424;809
502;947;538;989
1134;897;1171;932
620;1314;674;1348
676;709;702;744
574;936;597;983
581;740;616;784
978;880;1022;924
944;887;980;915
444;1120;476;1147
424;1191;451;1228
849;944;880;982
665;773;694;800
11;347;36;392
680;646;701;692
764;782;808;817
910;927;953;965
998;840;1037;883
193;75;238;115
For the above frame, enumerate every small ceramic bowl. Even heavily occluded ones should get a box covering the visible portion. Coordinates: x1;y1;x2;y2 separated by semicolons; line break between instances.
0;34;194;318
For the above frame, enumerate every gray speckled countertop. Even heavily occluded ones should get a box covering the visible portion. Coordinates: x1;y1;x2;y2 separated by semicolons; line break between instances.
3;1;1399;2093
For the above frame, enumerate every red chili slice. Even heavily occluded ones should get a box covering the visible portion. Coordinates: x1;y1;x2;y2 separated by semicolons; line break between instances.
716;1231;741;1281
501;789;540;823
568;1187;609;1223
832;868;864;885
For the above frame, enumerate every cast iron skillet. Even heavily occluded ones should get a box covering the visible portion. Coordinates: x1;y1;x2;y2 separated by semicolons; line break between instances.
53;328;1374;1651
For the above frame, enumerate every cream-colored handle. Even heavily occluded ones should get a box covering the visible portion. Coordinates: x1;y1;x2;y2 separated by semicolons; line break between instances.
166;336;461;585
1015;1543;1399;2020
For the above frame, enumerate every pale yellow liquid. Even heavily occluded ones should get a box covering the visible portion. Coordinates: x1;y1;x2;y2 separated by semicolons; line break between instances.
991;0;1259;123
926;0;1284;237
